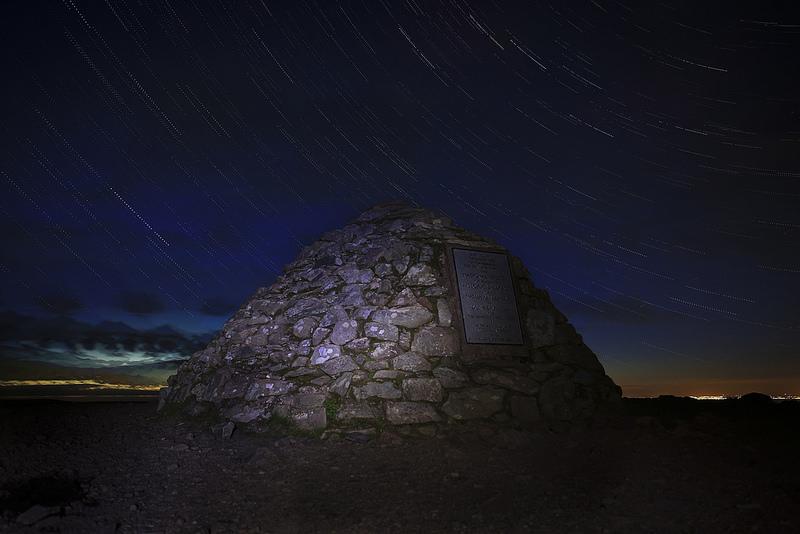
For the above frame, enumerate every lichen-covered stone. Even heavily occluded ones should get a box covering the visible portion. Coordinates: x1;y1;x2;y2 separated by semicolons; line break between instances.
364;321;399;341
370;341;400;361
311;344;340;365
330;319;359;345
162;202;620;436
292;317;318;339
345;336;370;352
245;379;293;400
371;305;433;328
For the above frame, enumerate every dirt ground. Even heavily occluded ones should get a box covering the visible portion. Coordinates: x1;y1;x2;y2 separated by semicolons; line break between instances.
1;398;798;533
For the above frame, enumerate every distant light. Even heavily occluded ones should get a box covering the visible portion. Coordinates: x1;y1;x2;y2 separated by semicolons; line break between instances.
0;379;163;391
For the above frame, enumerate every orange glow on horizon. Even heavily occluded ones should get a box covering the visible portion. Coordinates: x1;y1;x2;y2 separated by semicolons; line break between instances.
0;379;163;391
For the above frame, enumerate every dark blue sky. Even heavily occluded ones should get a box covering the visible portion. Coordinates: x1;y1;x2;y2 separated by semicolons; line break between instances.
1;0;798;396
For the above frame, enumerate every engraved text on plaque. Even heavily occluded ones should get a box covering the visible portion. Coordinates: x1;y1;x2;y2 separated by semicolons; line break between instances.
452;248;523;345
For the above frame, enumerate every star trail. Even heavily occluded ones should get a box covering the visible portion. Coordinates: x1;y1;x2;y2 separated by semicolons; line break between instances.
1;0;798;396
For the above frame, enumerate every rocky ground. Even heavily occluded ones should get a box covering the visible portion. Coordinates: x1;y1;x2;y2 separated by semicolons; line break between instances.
1;397;798;533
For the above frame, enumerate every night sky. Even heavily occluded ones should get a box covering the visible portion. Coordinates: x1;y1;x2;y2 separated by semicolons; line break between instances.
1;1;798;397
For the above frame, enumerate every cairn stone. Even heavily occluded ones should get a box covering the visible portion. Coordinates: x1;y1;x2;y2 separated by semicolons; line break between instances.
161;202;621;436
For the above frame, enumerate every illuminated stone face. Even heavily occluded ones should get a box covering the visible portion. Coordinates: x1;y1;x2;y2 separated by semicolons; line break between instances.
161;203;621;436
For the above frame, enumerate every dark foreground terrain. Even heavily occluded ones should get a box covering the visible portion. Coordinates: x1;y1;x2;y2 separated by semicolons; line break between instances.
1;396;798;533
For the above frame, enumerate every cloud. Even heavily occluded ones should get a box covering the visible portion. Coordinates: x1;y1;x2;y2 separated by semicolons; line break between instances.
116;291;165;315
199;296;236;316
36;294;83;316
0;310;213;369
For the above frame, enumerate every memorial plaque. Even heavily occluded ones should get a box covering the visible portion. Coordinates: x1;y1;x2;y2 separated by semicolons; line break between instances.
451;248;524;345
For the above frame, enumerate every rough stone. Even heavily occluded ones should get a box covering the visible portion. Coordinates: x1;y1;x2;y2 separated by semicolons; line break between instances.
345;336;370;352
392;256;410;274
436;299;452;326
311;327;331;346
371;305;434;328
392;352;431;372
373;370;404;380
311;344;340;365
370;341;400;361
245;379;293;400
163;202;620;436
386;402;441;424
391;287;418;306
365;321;399;341
354;381;402;400
442;387;504;420
402;378;443;402
330;319;359;345
320;306;348;328
525;310;555;348
292;317;318;339
411;326;457;356
430;367;466;388
329;372;353;397
471;369;539;395
401;263;437;286
320;355;359;376
337;401;382;421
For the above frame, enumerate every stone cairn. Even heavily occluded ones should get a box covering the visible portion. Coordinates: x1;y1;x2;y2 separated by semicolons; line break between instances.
160;202;621;437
